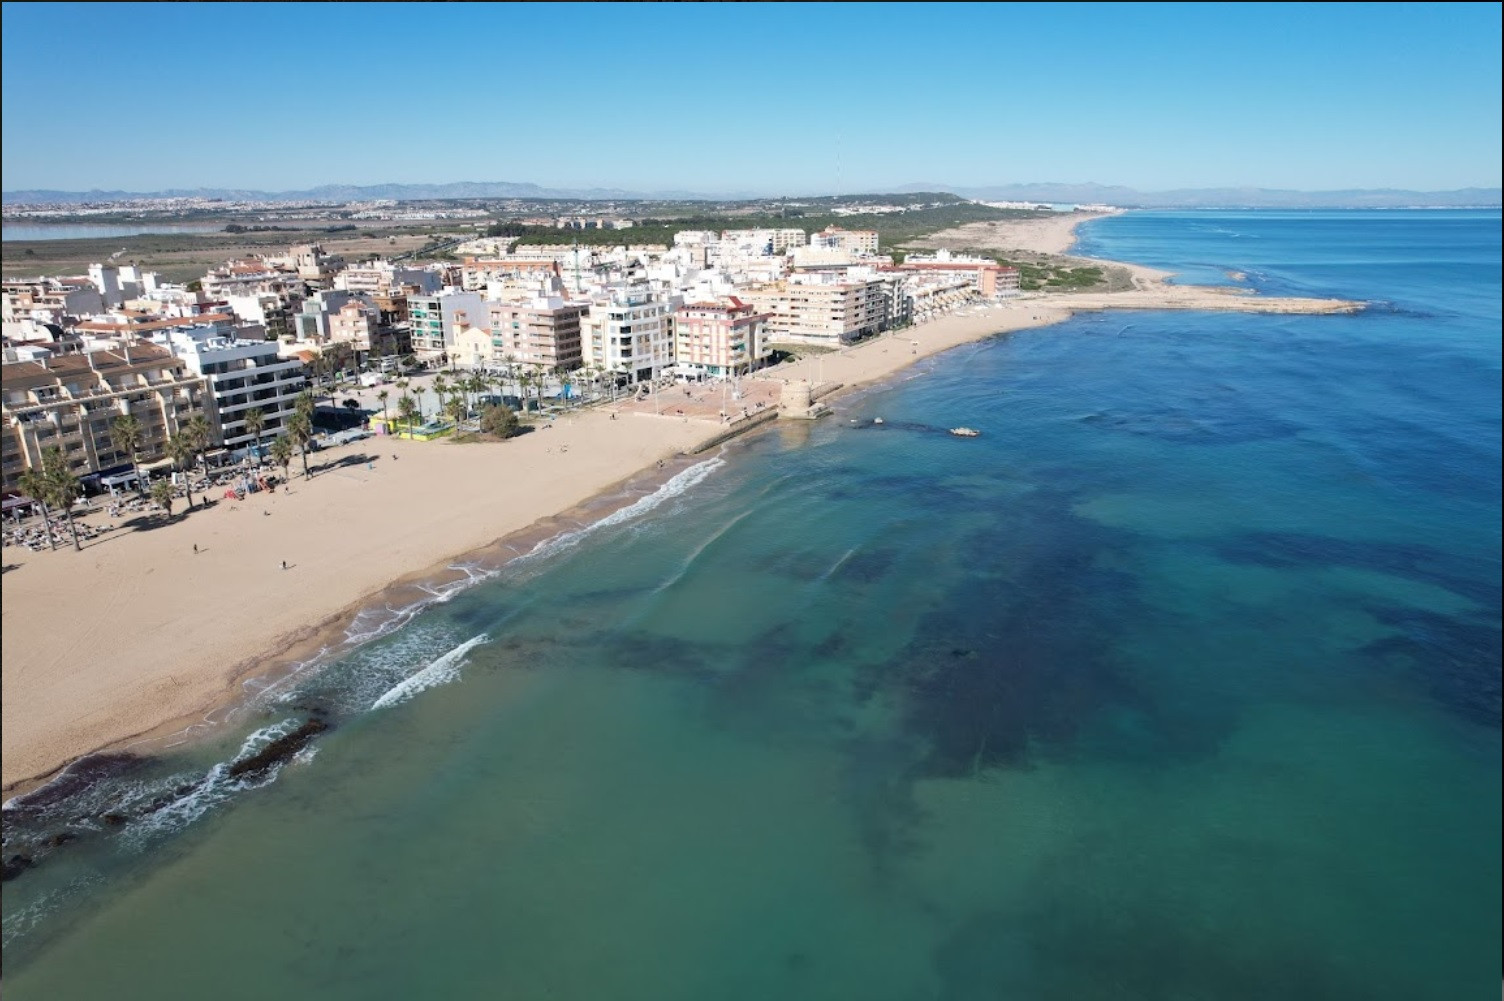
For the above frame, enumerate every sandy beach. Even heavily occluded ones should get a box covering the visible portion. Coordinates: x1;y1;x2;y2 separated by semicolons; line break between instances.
912;210;1117;257
0;215;1360;794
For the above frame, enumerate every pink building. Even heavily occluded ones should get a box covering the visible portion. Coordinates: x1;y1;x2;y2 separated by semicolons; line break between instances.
673;297;772;379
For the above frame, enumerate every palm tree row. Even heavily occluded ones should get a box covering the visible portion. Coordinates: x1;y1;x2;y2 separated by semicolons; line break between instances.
16;446;84;551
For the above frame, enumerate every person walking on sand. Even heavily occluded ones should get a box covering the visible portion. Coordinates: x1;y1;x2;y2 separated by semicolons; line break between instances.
193;543;199;555
281;560;287;570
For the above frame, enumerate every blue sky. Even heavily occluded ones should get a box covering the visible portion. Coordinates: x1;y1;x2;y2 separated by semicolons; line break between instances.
2;1;1499;195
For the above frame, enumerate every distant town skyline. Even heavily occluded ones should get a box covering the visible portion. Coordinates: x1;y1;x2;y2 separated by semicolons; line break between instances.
2;1;1500;194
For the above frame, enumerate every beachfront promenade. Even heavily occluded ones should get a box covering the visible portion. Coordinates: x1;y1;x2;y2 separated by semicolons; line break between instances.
1;222;1361;795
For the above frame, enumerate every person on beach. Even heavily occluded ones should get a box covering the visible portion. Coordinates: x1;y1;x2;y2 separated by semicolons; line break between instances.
193;544;198;555
281;560;287;570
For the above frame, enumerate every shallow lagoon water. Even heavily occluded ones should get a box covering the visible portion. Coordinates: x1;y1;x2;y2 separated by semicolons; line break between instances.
3;210;1499;999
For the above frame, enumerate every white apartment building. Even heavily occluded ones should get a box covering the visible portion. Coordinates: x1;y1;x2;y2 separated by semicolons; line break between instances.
161;327;306;450
225;291;300;342
719;228;807;254
406;290;488;360
582;291;678;384
201;260;301;299
745;274;889;347
334;261;439;295
811;226;880;255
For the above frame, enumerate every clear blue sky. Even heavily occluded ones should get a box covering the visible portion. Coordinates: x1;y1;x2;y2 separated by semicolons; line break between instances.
2;1;1499;195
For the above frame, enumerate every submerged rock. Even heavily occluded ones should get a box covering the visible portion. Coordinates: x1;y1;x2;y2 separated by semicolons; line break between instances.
2;854;34;882
227;717;330;779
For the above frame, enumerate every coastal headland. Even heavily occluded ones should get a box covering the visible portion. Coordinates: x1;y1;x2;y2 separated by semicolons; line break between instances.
0;214;1360;795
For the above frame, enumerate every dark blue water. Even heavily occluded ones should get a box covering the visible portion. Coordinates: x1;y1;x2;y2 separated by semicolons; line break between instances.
4;210;1499;999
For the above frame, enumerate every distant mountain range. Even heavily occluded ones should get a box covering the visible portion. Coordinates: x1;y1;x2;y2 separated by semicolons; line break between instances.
2;180;1498;208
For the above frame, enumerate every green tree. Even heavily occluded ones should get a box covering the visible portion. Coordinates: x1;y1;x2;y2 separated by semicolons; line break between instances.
167;433;198;509
243;407;266;463
109;413;146;497
150;479;175;519
42;446;83;551
287;412;314;479
395;394;419;437
479;403;519;439
445;392;467;426
16;465;57;550
183;413;213;478
377;389;391;428
269;434;294;483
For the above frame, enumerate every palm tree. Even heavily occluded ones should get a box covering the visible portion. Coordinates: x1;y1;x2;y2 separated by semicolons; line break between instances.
243;407;266;464
109;413;146;497
294;389;316;423
377;389;390;429
42;447;83;551
150;479;175;519
269;435;294;483
287;412;314;479
395;394;419;438
445;393;467;426
16;465;57;550
433;373;449;408
167;432;198;509
184;413;213;483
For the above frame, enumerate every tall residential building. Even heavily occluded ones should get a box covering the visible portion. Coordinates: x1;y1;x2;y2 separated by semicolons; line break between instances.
582;291;677;384
406;291;487;361
161;327;306;450
2;342;208;491
485;297;587;373
744;275;889;347
328;300;383;352
673;298;772;379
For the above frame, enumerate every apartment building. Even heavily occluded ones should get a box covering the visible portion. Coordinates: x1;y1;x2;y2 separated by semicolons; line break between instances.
720;228;807;254
201;260;301;299
1;341;208;491
406;291;488;361
161;327;306;450
812;226;880;255
582;291;677;384
895;251;1020;297
225;291;300;342
74;311;237;342
460;258;561;294
485;297;587;373
1;277;106;326
673;298;771;379
328;300;383;352
334;261;439;296
744;275;888;347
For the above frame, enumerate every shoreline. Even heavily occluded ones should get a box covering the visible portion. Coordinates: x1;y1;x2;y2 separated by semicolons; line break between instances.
0;212;1362;796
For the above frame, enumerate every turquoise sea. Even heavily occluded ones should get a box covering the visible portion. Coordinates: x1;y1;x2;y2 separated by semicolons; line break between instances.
3;210;1500;999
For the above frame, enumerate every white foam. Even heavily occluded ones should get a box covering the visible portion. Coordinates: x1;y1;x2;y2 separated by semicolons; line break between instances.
372;633;490;710
818;546;860;583
652;505;754;595
520;456;726;564
118;719;304;848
